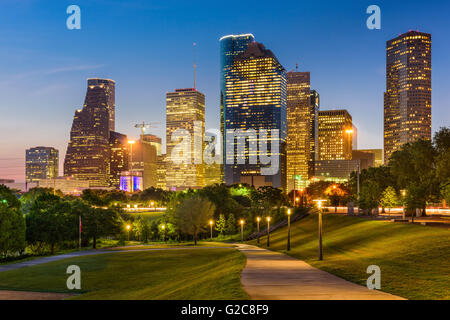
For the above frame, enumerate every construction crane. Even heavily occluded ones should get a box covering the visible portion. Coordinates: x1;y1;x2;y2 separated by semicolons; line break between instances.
134;121;159;138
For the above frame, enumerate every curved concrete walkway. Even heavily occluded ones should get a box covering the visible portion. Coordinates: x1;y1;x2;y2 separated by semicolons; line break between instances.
236;244;404;300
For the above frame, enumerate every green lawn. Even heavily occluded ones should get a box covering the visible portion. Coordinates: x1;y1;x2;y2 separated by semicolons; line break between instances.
128;211;165;222
250;214;450;300
0;248;248;300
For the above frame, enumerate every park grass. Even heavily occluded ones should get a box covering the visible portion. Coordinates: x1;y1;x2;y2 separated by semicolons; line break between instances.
127;211;165;222
249;214;450;300
0;248;248;300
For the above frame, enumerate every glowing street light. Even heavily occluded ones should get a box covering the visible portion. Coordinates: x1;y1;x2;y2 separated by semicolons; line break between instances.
161;224;167;242
240;219;245;242
209;219;214;240
256;217;261;244
287;209;292;251
266;216;271;247
313;199;327;261
126;224;131;241
401;190;407;220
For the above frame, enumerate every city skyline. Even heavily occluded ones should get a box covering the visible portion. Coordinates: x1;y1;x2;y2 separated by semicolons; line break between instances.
1;0;450;182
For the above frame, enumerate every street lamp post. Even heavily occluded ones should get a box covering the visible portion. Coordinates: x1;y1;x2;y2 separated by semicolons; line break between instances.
256;217;261;244
126;224;131;242
209;219;214;240
240;220;245;242
313;200;326;261
287;209;291;251
161;224;166;242
266;216;271;247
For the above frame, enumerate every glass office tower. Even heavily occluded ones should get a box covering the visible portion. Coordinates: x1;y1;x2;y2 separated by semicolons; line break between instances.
64;79;115;187
165;88;205;190
25;147;59;183
220;34;255;175
286;71;311;191
384;31;432;163
224;41;287;190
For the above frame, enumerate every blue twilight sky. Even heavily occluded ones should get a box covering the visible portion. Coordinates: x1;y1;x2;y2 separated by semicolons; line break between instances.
0;0;449;182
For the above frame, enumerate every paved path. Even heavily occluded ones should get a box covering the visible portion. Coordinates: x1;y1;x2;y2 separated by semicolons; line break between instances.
0;290;74;300
0;246;234;273
236;244;404;300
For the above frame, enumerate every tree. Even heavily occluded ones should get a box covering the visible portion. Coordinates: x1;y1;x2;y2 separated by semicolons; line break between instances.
442;181;450;205
380;186;398;214
83;207;122;248
359;181;381;215
226;213;237;235
173;196;215;245
390;139;439;215
26;194;73;254
324;184;348;213
0;186;26;259
215;214;227;236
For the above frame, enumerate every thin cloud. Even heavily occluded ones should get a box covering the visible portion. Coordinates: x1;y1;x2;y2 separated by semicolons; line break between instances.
0;64;106;86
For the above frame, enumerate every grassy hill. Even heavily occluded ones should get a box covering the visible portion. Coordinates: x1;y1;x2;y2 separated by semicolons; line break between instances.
0;248;248;300
249;214;450;300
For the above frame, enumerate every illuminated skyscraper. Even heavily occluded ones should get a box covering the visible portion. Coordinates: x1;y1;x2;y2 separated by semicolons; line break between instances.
64;79;115;187
309;90;320;177
224;42;287;189
286;71;310;191
25;147;58;183
165;88;205;190
318;110;353;161
220;34;255;177
384;31;432;163
109;131;129;189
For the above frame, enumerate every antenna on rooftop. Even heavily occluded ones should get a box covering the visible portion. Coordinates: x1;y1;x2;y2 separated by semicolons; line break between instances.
193;42;197;89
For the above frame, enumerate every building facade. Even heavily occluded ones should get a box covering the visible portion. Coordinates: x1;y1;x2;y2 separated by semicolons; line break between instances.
318;110;353;161
384;31;432;163
358;149;384;167
25;147;59;183
220;34;255;181
130;137;158;190
64;79;116;187
109;131;129;189
165;88;205;190
286;71;310;191
309;90;320;177
224;42;287;190
38;177;90;195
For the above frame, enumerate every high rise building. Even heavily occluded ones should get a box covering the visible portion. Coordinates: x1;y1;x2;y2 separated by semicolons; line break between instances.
165;88;205;190
286;71;310;191
318;110;353;161
309;90;320;177
25;147;58;183
384;31;432;163
64;79;116;187
156;154;167;190
109;131;129;189
224;42;287;189
220;34;255;179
